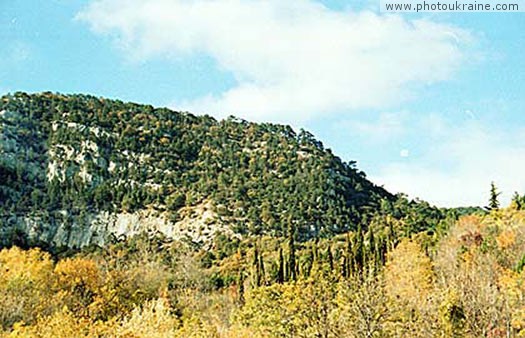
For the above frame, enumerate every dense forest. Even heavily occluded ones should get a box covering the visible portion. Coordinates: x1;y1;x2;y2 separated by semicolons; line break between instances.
2;203;525;337
4;92;521;337
0;92;392;240
0;92;452;249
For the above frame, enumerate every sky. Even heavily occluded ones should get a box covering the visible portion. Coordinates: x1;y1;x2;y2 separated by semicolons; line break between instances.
1;0;524;207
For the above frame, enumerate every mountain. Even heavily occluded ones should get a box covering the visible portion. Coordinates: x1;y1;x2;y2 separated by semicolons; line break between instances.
0;92;395;249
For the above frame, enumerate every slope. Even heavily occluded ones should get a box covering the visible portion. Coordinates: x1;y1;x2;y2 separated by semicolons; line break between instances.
0;92;392;249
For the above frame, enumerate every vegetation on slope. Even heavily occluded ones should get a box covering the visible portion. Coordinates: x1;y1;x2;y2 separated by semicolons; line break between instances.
1;202;525;337
2;92;520;337
1;92;396;244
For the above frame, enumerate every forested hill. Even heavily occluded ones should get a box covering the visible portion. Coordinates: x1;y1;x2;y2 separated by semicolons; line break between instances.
1;92;412;248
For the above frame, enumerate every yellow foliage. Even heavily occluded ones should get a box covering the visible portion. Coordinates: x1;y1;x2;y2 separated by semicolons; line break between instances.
0;247;55;330
433;208;525;337
234;277;386;338
53;257;102;317
7;308;103;338
8;207;525;338
235;280;331;337
55;257;101;292
218;326;266;338
438;289;465;337
496;229;517;249
498;268;521;301
384;239;433;305
175;314;220;338
456;214;485;233
0;246;54;289
117;298;179;338
512;307;525;336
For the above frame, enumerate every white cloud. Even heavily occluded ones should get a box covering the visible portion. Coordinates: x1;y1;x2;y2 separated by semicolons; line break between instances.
77;0;471;123
339;111;410;141
371;117;525;207
399;149;409;158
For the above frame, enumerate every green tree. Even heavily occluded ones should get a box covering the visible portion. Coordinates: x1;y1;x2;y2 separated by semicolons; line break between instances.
277;247;284;284
287;221;296;282
487;181;501;211
512;192;525;210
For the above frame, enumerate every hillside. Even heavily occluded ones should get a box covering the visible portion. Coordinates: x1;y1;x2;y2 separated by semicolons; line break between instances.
3;92;511;338
1;204;522;337
0;92;397;249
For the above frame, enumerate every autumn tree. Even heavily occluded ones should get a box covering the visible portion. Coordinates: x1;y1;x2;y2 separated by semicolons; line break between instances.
384;238;437;336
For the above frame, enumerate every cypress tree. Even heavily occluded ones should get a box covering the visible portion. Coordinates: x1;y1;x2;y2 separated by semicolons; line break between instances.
367;228;375;265
304;245;314;278
353;225;364;273
287;221;296;281
252;244;261;287
309;238;320;278
342;253;348;279
277;247;284;284
388;220;396;250
313;237;319;262
237;249;245;305
345;233;352;277
283;257;288;282
327;245;334;273
375;236;384;267
259;253;265;286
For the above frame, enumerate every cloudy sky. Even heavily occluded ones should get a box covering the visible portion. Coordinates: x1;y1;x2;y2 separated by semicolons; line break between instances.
1;0;524;207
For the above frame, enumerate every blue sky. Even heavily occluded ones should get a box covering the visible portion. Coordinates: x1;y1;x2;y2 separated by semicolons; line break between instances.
1;0;524;207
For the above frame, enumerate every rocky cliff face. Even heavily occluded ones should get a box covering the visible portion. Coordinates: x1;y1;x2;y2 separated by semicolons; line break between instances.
0;93;392;249
1;202;235;249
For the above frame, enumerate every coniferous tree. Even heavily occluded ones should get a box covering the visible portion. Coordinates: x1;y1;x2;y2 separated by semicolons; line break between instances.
376;236;386;267
353;225;364;273
327;245;334;273
307;238;319;278
277;247;284;284
487;181;501;211
367;228;375;264
259;253;265;286
238;257;245;305
388;220;396;250
283;257;288;282
287;221;296;282
512;192;524;210
345;233;352;277
342;253;349;279
313;237;319;262
304;245;314;278
252;244;261;287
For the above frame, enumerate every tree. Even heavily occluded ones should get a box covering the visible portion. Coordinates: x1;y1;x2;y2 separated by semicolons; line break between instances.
385;239;433;305
0;247;55;330
287;221;296;282
252;244;262;287
237;249;246;305
384;239;436;336
277;247;284;284
487;181;501;211
511;192;525;210
353;225;364;273
327;245;334;273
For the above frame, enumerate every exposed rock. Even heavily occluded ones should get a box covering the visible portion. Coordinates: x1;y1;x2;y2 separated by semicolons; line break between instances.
1;203;232;249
